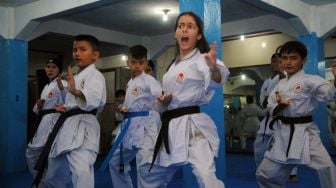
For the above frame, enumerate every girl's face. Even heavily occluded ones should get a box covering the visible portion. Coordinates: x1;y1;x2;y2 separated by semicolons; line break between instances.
45;63;60;80
72;41;99;69
175;15;202;58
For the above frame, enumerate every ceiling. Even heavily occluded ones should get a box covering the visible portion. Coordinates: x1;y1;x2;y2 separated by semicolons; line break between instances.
28;0;276;58
301;0;336;5
2;0;336;58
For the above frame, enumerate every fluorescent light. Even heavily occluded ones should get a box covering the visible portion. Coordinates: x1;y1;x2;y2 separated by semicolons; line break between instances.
162;14;168;21
162;9;170;22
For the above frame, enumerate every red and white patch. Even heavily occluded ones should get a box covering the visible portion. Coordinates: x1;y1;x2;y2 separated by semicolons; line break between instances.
80;80;85;89
48;91;53;98
176;72;185;84
293;84;302;93
131;87;141;96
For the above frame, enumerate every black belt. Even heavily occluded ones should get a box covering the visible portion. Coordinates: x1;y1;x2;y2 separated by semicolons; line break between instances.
269;115;313;157
149;106;200;171
36;109;58;127
38;109;57;117
31;108;97;188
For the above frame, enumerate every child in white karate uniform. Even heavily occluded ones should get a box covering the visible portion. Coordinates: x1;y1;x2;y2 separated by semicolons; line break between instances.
256;41;336;188
143;11;229;188
43;34;106;188
26;58;66;187
108;45;162;188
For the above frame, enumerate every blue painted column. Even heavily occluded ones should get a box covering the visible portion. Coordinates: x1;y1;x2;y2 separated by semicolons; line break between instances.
0;39;28;172
299;33;334;154
179;0;226;187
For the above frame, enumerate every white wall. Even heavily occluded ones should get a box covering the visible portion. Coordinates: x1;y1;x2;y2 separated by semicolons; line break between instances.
222;33;294;68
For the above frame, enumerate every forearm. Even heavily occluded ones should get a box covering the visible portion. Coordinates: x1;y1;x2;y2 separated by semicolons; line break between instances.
210;67;221;83
72;89;86;102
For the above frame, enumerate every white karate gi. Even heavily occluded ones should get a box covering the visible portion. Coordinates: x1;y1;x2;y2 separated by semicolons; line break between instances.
109;72;162;188
239;103;265;150
140;49;229;188
26;78;67;187
44;64;106;188
256;69;336;188
254;75;280;166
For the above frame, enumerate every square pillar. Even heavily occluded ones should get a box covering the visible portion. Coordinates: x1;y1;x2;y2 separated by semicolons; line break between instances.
0;39;28;172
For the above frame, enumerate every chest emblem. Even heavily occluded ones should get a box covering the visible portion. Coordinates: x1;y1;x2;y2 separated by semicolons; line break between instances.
176;72;185;84
48;91;53;98
293;84;302;93
131;87;141;96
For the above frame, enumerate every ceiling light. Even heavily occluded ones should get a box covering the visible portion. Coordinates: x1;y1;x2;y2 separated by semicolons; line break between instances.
240;35;245;41
261;42;267;48
162;9;170;22
241;74;246;80
121;55;127;61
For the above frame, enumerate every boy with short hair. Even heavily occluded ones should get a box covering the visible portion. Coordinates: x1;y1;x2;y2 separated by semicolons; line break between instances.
256;41;336;188
41;34;106;188
108;45;162;188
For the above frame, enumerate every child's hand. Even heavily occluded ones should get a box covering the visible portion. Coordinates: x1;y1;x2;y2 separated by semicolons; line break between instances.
278;98;290;106
55;103;66;113
36;99;45;110
273;98;290;116
157;93;172;106
56;76;64;91
67;65;76;94
117;106;128;113
204;41;217;70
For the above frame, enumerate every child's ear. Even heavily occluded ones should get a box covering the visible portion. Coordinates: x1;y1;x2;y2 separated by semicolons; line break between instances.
93;51;100;60
197;33;202;41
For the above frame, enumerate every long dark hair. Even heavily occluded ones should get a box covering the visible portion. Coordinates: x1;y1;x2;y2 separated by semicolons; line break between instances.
174;11;210;55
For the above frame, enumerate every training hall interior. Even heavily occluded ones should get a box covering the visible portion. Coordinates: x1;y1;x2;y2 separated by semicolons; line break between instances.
1;0;336;187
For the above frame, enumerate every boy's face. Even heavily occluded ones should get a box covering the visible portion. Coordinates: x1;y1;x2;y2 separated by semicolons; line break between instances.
73;40;99;69
45;63;60;80
127;57;148;77
115;95;125;105
270;56;280;73
280;52;306;77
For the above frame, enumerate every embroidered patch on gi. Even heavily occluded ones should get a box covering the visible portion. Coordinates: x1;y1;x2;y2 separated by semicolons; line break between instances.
132;87;141;96
293;84;302;93
176;72;185;84
80;80;85;89
48;91;53;98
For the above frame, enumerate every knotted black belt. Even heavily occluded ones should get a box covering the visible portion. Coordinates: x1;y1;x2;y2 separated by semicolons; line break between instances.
38;109;57;117
36;109;58;127
269;115;313;157
149;106;200;171
31;108;97;188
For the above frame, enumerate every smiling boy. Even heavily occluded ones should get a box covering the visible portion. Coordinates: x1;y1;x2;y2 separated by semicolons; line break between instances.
256;41;336;188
